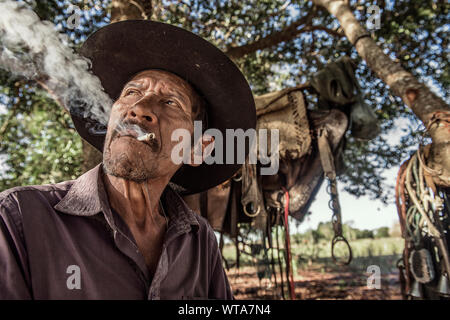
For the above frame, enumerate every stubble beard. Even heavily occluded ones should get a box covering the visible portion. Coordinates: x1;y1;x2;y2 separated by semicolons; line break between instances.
102;147;160;183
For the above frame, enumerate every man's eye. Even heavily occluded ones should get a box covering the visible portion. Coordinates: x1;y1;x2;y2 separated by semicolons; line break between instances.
165;100;177;106
125;89;139;96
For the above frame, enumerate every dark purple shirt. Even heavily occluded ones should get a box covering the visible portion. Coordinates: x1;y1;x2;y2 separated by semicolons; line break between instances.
0;164;233;300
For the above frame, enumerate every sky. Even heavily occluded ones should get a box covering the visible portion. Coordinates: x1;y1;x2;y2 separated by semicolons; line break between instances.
294;168;399;233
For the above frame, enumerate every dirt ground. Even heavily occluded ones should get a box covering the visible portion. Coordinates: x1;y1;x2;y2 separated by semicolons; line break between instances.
227;265;403;300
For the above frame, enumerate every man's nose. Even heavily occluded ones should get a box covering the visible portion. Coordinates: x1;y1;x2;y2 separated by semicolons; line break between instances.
124;102;158;124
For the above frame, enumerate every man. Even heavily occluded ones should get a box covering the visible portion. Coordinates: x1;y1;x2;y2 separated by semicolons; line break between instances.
0;21;256;299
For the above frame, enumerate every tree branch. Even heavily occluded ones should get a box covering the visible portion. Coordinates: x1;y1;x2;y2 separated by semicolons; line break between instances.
225;6;318;60
200;1;293;35
110;0;148;22
303;25;345;38
228;0;293;30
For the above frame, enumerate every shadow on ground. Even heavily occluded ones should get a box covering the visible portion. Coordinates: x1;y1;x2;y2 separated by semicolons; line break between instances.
227;255;402;300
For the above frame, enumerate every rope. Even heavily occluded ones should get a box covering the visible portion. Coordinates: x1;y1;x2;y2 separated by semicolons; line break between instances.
396;160;412;295
395;160;409;238
405;154;441;238
398;149;450;292
282;187;296;300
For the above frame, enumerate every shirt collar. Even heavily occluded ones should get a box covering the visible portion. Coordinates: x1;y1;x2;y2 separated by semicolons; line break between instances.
54;164;200;232
54;164;103;216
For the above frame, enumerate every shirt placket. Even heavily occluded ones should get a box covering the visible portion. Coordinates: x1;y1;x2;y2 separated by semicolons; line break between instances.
99;201;152;289
112;225;151;287
96;179;197;299
147;222;192;300
147;243;168;300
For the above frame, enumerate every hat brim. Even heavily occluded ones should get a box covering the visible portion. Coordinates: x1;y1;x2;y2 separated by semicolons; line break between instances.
72;20;256;195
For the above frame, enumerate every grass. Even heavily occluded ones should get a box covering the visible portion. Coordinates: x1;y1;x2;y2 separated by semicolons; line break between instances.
222;237;404;275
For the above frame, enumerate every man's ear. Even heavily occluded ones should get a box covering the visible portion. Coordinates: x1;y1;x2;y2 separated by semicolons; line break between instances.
188;134;215;167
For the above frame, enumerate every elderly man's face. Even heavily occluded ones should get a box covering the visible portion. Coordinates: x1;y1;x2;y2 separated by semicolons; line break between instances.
102;69;197;181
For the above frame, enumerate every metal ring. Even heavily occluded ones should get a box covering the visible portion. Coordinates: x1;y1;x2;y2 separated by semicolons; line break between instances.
326;183;332;195
243;202;261;217
331;235;353;266
331;214;339;223
328;199;334;210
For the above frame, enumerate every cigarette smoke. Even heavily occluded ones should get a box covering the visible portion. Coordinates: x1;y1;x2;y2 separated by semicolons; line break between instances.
114;121;149;139
0;0;112;131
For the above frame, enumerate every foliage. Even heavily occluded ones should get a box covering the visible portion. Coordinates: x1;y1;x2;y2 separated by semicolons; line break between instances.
0;0;448;205
292;222;395;244
374;226;390;238
222;236;404;269
296;236;403;258
0;82;82;190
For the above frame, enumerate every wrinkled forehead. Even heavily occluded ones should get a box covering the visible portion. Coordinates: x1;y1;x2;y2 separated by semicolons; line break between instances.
125;69;195;98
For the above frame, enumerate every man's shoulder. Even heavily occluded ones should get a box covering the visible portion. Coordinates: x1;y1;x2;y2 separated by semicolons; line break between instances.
0;180;75;214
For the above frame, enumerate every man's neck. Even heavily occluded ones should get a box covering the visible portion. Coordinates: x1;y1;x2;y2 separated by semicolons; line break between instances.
102;171;170;230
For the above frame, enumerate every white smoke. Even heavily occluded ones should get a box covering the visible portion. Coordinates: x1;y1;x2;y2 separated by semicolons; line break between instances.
0;0;112;129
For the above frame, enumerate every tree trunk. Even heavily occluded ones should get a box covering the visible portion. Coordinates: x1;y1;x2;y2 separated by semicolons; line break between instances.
110;0;152;21
313;0;450;186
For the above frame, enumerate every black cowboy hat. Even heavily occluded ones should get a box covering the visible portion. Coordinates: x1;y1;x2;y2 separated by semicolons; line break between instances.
71;20;256;195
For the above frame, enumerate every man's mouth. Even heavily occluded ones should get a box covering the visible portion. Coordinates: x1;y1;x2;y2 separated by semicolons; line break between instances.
114;129;159;151
137;132;156;142
116;132;157;147
109;121;160;153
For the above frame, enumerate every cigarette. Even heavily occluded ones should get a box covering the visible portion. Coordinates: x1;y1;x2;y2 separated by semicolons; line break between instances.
137;132;155;142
